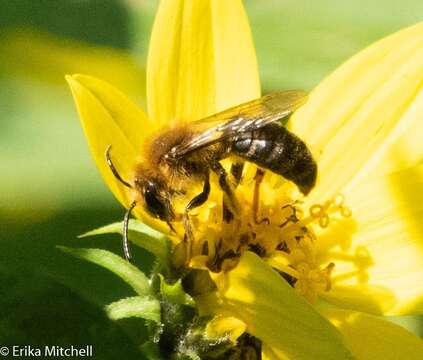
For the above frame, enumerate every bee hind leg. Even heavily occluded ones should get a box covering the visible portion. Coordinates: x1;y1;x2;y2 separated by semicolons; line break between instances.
223;161;244;222
211;161;241;219
183;173;211;262
231;161;244;187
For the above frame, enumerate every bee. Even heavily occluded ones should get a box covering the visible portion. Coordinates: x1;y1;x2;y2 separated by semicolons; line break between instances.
106;90;317;262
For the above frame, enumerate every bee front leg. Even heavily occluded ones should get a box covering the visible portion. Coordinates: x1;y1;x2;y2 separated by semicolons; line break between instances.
183;173;211;263
211;161;240;218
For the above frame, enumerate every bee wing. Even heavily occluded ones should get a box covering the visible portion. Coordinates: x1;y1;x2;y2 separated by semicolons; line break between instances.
171;90;307;158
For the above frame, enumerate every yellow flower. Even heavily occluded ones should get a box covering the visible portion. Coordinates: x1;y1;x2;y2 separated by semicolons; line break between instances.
67;0;423;359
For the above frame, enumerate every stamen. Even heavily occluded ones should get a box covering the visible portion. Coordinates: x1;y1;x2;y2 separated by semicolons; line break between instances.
268;255;300;279
192;171;350;304
323;263;335;291
262;196;350;302
340;206;352;218
309;202;331;228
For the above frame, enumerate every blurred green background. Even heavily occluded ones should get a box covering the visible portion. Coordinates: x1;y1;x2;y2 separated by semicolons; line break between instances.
1;0;422;357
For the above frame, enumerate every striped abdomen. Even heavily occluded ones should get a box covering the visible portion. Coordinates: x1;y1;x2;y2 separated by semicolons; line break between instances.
229;123;317;194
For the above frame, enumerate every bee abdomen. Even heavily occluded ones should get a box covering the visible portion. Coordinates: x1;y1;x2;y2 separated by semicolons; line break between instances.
230;123;317;194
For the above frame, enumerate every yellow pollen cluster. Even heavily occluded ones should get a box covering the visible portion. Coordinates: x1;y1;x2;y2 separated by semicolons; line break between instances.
269;195;352;303
189;180;353;303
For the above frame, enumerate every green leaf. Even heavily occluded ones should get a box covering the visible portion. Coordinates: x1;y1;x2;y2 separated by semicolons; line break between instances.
80;220;171;268
105;296;161;323
159;275;195;307
140;341;162;360
57;246;151;296
173;353;201;360
0;272;144;359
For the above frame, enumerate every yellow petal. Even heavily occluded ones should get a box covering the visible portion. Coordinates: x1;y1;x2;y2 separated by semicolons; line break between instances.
358;88;423;179
317;164;423;315
203;252;353;360
262;343;290;360
321;285;397;316
321;308;423;360
66;74;167;232
147;0;260;126
290;22;423;203
205;315;246;343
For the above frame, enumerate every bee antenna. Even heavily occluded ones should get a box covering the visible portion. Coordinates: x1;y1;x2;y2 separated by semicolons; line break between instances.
105;145;133;189
123;200;137;262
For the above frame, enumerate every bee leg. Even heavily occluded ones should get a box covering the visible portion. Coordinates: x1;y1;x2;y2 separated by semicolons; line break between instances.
183;173;211;262
211;161;240;217
123;200;137;262
231;161;244;187
253;169;270;225
223;161;244;222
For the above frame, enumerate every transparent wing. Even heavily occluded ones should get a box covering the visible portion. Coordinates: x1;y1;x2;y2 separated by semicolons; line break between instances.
170;90;307;158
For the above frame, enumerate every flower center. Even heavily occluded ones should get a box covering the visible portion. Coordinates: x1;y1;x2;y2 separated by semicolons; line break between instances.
186;171;353;303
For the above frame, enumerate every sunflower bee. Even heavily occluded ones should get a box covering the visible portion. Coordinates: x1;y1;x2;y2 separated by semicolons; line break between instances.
106;91;317;262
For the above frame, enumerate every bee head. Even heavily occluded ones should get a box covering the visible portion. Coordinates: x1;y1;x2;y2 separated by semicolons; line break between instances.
135;175;175;222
